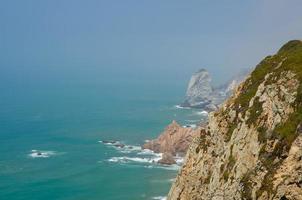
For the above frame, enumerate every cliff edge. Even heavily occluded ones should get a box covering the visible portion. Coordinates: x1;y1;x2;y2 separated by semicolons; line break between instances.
168;40;302;200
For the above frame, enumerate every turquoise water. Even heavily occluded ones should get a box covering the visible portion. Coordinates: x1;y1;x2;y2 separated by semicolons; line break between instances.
0;80;204;200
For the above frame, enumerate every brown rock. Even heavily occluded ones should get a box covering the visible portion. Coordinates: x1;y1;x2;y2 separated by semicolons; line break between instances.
142;120;202;156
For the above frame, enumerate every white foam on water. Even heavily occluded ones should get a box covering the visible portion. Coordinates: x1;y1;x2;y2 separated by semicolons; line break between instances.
107;157;127;163
137;149;157;155
100;140;142;153
145;164;180;171
120;145;142;153
152;196;167;200
174;105;190;109
99;140;119;145
195;110;208;116
28;150;57;158
182;124;197;128
175;157;184;165
101;139;183;170
107;155;162;164
185;119;200;123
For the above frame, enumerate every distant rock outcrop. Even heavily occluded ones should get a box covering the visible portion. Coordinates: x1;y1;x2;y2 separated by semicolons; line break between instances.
181;69;248;111
181;69;213;108
142;120;202;163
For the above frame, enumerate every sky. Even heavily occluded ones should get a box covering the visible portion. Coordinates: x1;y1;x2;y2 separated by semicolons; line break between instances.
1;0;302;87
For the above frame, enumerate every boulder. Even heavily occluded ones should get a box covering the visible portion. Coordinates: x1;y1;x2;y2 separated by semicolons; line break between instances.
158;153;176;165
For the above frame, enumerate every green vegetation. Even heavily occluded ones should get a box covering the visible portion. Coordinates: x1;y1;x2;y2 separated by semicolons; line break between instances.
234;55;279;114
257;126;268;143
223;171;229;181
219;41;302;197
225;122;237;142
246;97;263;126
248;40;302;198
240;170;254;200
265;40;302;145
234;40;302;144
221;145;236;182
227;154;236;170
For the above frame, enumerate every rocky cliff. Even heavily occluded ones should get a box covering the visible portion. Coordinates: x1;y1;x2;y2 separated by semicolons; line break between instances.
168;40;302;200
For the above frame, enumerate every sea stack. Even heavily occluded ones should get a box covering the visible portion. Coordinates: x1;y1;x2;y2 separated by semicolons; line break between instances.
181;69;213;109
181;68;248;111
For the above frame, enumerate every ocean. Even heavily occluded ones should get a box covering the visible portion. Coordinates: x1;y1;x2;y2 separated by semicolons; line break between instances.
0;79;206;200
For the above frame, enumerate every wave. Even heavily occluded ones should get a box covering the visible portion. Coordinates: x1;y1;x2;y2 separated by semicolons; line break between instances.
175;156;184;165
174;105;191;109
99;140;142;153
145;164;180;171
100;139;183;171
120;145;142;153
107;154;162;164
28;150;58;158
182;124;197;128
152;196;167;200
185;119;200;123
137;149;157;155
195;110;208;116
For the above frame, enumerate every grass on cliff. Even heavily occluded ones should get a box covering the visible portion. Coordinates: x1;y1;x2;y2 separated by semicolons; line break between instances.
251;40;302;198
234;40;302;138
269;40;302;144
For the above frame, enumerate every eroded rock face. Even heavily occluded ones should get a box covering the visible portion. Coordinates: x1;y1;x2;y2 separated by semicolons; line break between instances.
182;69;213;108
142;120;202;157
181;69;248;110
168;40;302;200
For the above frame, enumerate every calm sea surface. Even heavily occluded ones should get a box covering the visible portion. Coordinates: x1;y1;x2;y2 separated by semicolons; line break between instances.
0;80;205;200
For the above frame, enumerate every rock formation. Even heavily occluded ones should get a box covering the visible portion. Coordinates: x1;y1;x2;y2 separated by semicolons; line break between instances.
158;152;177;165
181;69;248;111
142;120;202;164
168;40;302;200
182;69;213;108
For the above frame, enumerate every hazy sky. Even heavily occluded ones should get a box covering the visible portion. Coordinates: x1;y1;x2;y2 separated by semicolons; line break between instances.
1;0;302;86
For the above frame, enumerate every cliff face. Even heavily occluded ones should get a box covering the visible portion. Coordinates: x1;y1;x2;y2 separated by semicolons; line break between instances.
168;40;302;200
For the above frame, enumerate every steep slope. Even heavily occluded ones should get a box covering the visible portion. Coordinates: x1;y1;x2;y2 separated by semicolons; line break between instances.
168;40;302;200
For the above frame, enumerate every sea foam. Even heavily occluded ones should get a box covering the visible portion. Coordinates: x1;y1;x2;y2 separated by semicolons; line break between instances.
174;105;190;109
28;150;57;158
195;110;208;116
100;140;182;171
152;196;167;200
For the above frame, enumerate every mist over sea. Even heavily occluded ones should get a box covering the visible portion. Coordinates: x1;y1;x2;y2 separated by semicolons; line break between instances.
0;75;206;200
